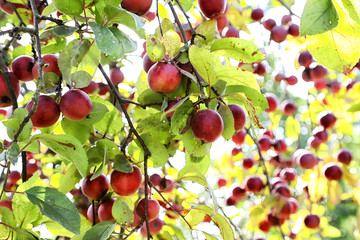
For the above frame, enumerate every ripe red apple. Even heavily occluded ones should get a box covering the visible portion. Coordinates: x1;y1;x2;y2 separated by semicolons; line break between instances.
288;198;299;213
304;214;320;229
7;170;21;184
336;148;352;165
226;196;237;206
298;51;313;68
191;109;224;143
254;62;266;76
228;104;247;131
281;15;292;25
80;81;98;94
0;72;20;108
271;177;286;188
26;95;60;128
27;160;39;176
0;0;27;15
121;0;152;16
307;136;322;149
143;53;156;73
216;15;229;33
221;26;239;38
281;100;297;115
135;198;160;222
111;165;142;196
140;217;164;236
232;130;246;145
98;198;115;222
87;204;100;224
280;168;296;182
231;147;241;156
258;137;272;151
263;19;276;30
261;129;274;139
259;219;271;232
150;173;162;187
273;139;287;153
110;68;124;86
147;62;181;93
295;151;318;169
81;173;109;200
311;65;327;80
274;73;284;82
217;178;227;187
251;8;264;21
0;200;12;211
243;157;255;169
322;163;343;181
265;93;278;112
288;24;299;37
32;54;61;79
314;79;327;91
11;55;34;81
272;184;291;198
312;127;328;143
198;0;226;19
318;111;337;129
267;213;285;226
159;178;175;193
285;75;298;85
271;26;288;43
245;176;264;193
97;83;110;95
143;11;155;21
231;187;245;201
60;89;93;121
275;199;293;219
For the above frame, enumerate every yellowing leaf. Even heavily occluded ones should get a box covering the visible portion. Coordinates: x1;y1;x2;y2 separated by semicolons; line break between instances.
307;1;360;73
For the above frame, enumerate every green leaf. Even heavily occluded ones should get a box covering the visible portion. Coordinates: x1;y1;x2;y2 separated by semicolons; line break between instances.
161;29;182;58
8;142;20;164
113;154;133;173
25;186;80;235
59;39;100;88
93;105;124;135
53;0;83;16
13;174;42;227
187;205;234;240
42;3;57;16
218;104;235;140
79;101;109;124
146;35;166;62
300;0;339;36
348;100;360;112
139;133;169;167
182;130;211;158
177;0;193;11
0;206;16;227
41;36;67;54
112;199;133;224
137;112;171;144
82;221;116;240
104;5;145;30
214;65;260;91
32;134;88;178
4;108;32;141
90;146;107;181
194;20;217;44
53;26;78;36
58;163;82;194
211;38;265;63
138;89;164;106
307;0;360;73
185;153;210;175
61;118;92;144
189;45;217;86
170;100;194;135
90;22;136;60
177;166;208;188
12;228;39;240
225;85;268;112
340;0;360;24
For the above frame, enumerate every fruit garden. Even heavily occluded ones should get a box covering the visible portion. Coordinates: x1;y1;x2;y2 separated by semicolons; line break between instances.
0;0;359;239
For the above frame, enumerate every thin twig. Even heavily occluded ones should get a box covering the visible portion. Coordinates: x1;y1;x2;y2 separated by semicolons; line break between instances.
218;206;245;240
277;0;300;18
21;152;27;182
36;14;63;25
156;0;163;36
0;162;10;199
168;1;188;46
0;52;18;109
8;2;26;27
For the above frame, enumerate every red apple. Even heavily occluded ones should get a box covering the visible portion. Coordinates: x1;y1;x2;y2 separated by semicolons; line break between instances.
226;196;237;206
140;217;164;236
232;186;246;200
263;19;276;30
81;173;109;200
298;51;313;68
265;93;278;112
110;68;124;86
60;89;93;121
228;104;247;131
336;148;352;165
143;53;156;73
32;54;61;79
11;55;34;81
258;137;272;151
26;95;60;128
242;157;255;169
98;198;115;222
147;62;181;93
121;0;152;16
271;26;288;43
198;0;226;19
191;109;224;143
318;111;336;129
245;176;264;193
222;26;239;38
135;198;160;222
281;100;297;115
323;163;343;181
304;214;320;229
232;130;246;145
0;72;20;108
288;24;299;37
111;165;142;196
251;8;264;22
80;81;98;94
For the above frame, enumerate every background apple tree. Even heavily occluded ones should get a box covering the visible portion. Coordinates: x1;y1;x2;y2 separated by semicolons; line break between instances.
0;0;360;239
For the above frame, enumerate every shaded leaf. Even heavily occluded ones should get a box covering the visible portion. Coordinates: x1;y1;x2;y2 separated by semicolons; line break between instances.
112;199;133;224
83;221;116;240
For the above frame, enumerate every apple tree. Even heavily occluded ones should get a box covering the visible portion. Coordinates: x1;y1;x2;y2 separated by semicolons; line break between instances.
0;0;360;239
